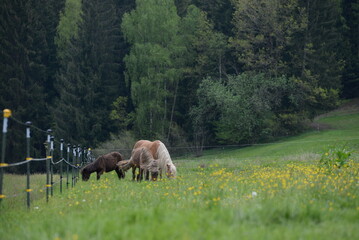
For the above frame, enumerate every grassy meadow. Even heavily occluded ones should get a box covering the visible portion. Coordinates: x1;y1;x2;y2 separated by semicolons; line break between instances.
0;100;359;240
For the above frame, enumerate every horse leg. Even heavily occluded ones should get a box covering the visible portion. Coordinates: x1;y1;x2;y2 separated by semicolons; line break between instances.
132;167;136;181
137;168;141;181
97;170;104;180
145;169;149;181
159;168;163;179
138;168;142;182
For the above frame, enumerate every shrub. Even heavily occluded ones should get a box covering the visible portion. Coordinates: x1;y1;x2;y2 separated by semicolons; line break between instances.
319;145;352;172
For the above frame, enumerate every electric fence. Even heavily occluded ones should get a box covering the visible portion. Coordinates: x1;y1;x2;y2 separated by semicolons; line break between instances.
0;109;94;209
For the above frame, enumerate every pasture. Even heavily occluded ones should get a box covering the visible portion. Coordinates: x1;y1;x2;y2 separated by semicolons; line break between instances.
0;101;359;240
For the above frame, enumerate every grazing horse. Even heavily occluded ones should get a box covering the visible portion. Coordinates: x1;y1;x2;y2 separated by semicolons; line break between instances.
118;147;159;181
81;152;125;181
132;140;177;179
118;159;139;181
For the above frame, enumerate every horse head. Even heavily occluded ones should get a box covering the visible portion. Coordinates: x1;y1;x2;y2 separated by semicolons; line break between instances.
166;163;177;178
81;167;91;181
148;159;160;181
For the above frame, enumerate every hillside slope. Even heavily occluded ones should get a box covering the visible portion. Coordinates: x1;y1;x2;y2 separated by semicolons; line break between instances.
177;99;359;167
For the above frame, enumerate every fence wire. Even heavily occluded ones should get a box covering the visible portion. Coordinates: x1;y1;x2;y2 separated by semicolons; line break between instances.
0;111;92;207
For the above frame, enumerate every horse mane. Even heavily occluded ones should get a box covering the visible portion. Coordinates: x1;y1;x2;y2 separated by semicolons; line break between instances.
156;141;172;165
157;141;177;177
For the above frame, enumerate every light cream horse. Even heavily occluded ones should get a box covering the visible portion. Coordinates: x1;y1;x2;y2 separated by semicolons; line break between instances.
135;140;176;179
118;147;159;181
123;140;177;179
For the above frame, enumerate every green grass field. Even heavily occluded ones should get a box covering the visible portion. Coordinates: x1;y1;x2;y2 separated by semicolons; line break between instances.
1;100;359;240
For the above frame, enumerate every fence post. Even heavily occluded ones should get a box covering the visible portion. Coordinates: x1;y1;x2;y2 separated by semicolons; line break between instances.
60;139;64;194
83;147;87;164
50;136;54;196
67;143;70;189
72;145;76;187
25;121;32;209
46;129;52;202
77;145;81;182
82;145;84;164
0;109;11;202
88;148;92;162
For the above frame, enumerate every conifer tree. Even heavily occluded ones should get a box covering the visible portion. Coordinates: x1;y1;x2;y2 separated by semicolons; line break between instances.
54;0;123;146
303;0;345;90
0;0;62;165
230;0;306;77
342;0;359;97
193;0;234;35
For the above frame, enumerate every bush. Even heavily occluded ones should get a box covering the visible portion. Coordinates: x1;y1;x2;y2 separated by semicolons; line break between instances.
192;74;305;144
93;131;137;158
319;145;352;172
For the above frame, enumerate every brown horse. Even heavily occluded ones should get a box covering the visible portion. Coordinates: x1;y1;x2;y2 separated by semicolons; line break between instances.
81;152;125;181
118;147;159;181
132;140;177;179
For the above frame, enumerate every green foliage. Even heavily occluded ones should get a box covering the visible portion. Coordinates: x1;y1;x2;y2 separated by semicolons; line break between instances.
122;0;185;139
0;0;64;166
180;5;227;79
342;0;359;98
286;0;345;93
55;0;82;61
319;145;352;172
110;96;132;129
302;0;345;90
1;0;358;161
53;0;124;146
293;78;340;120
179;5;228;149
192;0;234;35
230;0;306;77
94;131;137;156
192;74;306;144
189;76;219;154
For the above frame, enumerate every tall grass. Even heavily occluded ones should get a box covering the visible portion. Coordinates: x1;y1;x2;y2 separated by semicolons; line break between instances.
1;173;72;210
1;159;358;239
0;101;358;239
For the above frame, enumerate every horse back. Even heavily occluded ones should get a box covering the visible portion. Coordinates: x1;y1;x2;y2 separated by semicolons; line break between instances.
130;148;142;166
133;140;160;159
100;152;123;172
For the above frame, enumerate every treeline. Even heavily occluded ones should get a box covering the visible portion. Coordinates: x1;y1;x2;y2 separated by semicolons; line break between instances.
0;0;358;162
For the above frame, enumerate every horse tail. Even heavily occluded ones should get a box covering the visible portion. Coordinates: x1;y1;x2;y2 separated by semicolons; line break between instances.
118;159;134;172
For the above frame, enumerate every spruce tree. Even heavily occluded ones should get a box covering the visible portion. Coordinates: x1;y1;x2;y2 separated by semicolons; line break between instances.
193;0;234;35
0;0;63;167
53;0;123;147
230;0;306;77
342;0;359;98
303;0;345;90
